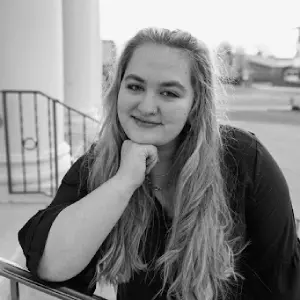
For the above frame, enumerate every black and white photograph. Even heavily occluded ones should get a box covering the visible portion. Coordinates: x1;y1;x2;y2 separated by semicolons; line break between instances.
0;0;300;299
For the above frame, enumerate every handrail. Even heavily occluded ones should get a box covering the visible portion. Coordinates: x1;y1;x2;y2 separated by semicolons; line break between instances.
1;90;100;122
0;257;107;300
1;90;101;197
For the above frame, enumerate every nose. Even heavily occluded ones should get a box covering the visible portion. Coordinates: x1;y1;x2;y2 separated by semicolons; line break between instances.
137;91;158;115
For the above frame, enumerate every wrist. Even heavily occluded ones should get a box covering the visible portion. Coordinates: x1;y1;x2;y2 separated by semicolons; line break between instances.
111;173;138;197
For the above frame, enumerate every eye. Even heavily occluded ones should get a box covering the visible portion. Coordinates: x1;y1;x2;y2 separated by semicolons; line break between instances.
161;91;179;98
126;84;143;92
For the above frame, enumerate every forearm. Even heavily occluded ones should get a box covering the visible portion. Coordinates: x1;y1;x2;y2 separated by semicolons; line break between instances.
37;174;135;282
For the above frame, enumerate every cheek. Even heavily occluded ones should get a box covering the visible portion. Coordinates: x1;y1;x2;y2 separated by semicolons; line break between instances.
165;105;190;127
117;90;136;114
117;97;129;119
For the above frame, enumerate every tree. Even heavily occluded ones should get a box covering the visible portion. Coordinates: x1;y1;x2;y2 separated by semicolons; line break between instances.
217;41;234;67
216;41;235;83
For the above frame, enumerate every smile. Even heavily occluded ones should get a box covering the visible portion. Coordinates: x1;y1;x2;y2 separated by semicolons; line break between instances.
132;116;162;128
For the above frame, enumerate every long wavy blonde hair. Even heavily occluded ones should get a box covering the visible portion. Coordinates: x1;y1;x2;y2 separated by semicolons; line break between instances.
86;28;245;300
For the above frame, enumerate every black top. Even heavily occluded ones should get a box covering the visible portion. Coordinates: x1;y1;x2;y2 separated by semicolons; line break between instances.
18;126;300;300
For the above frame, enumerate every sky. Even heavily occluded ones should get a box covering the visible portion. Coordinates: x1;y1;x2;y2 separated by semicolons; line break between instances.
99;0;300;58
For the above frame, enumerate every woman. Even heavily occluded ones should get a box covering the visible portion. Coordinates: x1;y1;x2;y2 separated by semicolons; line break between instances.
18;28;300;300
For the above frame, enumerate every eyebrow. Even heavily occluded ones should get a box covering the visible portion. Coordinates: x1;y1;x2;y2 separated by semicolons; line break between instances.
124;74;187;93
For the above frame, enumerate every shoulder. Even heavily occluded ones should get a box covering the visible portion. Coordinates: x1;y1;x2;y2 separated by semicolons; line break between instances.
220;124;258;173
220;124;290;210
62;143;96;187
221;124;257;154
220;124;281;181
219;124;259;201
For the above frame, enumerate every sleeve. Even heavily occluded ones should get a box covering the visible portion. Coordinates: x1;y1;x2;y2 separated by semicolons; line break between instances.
17;152;99;296
243;136;300;300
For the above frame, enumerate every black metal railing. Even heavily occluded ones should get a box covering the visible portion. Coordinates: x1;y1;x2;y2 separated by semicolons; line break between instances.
0;257;107;300
1;90;101;197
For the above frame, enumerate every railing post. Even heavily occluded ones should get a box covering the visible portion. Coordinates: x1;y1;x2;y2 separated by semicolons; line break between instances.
18;92;27;192
10;280;20;300
52;99;59;192
2;91;13;194
34;91;41;192
1;90;100;197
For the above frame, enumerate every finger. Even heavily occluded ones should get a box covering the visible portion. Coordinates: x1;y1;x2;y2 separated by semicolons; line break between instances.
146;157;159;174
146;145;158;161
145;152;159;174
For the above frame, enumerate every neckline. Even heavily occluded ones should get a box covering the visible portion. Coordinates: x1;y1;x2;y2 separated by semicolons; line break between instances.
154;196;172;222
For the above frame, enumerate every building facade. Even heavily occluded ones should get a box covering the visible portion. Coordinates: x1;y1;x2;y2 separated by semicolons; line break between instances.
0;0;103;202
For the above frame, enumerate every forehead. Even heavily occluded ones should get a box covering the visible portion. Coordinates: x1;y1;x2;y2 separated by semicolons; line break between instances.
124;43;192;86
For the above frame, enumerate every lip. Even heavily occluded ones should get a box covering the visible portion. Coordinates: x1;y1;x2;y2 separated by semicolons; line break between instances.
132;116;162;128
132;116;161;125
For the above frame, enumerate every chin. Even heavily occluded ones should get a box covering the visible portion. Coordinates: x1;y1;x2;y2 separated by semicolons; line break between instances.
130;135;160;145
126;131;166;146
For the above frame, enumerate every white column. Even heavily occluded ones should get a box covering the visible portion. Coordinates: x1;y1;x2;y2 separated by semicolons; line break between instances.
0;0;70;202
62;0;102;116
293;27;300;68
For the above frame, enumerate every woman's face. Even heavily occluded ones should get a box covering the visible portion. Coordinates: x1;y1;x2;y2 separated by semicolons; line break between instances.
117;43;194;146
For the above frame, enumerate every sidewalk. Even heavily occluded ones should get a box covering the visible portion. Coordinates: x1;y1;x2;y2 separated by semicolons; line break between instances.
0;196;47;261
0;196;47;300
